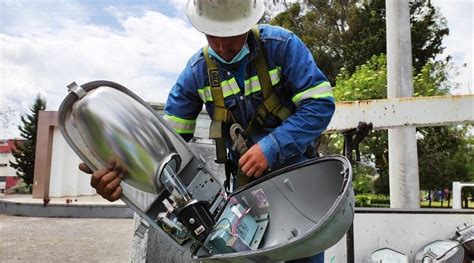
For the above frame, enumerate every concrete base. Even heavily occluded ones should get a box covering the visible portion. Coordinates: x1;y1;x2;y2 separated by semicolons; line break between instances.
0;195;133;218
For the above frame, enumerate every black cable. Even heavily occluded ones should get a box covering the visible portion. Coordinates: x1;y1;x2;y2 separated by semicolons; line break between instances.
435;240;465;260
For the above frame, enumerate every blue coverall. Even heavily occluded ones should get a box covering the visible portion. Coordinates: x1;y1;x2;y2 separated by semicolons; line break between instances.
165;24;335;263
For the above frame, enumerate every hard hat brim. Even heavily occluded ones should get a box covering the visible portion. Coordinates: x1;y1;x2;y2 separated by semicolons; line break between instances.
186;1;265;37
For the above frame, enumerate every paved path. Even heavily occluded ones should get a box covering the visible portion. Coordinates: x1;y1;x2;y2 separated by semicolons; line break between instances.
0;194;125;206
0;214;134;263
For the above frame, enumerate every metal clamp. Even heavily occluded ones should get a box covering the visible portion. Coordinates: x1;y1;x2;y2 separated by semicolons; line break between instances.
134;219;150;239
230;123;249;156
67;82;87;99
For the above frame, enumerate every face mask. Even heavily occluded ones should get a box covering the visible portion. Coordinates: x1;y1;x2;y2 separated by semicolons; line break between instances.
208;43;249;64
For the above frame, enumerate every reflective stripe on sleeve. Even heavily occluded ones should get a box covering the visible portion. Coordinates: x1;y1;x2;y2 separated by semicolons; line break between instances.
244;75;261;95
244;67;281;96
221;78;240;97
269;67;281;85
198;67;282;101
163;114;196;134
197;77;240;102
197;86;213;103
291;81;333;106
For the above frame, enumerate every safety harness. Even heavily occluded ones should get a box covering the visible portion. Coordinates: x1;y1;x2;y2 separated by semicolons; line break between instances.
203;26;292;190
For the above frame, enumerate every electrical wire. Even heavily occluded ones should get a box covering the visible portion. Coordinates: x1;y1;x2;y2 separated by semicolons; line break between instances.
162;222;172;233
435;240;468;260
218;191;238;205
208;218;233;237
175;233;190;243
231;206;251;236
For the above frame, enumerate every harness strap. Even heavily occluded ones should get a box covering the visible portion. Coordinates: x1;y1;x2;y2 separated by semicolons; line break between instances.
204;46;232;163
203;26;292;190
245;27;292;136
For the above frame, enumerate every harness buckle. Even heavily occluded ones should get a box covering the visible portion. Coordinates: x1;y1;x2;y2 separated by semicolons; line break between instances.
230;123;250;157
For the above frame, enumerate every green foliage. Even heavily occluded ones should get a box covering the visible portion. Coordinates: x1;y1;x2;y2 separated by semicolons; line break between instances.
373;172;390;195
409;1;450;72
352;165;376;194
271;1;448;83
9;95;46;187
10;181;33;194
333;53;450;100
333;54;388;100
332;54;473;194
413;61;451;96
355;194;390;207
418;125;474;191
270;0;470;197
332;54;390;193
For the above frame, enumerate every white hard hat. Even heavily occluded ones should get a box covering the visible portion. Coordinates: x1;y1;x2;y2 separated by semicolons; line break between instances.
186;0;265;37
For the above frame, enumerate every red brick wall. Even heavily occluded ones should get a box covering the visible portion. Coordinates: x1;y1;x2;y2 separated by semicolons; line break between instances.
0;139;21;153
5;176;18;189
1;139;23;192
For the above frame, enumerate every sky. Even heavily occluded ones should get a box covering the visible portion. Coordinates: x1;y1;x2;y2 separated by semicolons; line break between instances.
0;0;472;139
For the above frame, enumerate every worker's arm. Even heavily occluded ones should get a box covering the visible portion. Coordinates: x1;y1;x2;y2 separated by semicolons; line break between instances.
240;99;334;177
164;57;204;141
253;29;335;173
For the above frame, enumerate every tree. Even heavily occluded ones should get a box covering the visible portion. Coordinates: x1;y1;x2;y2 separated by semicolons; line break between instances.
270;0;449;84
331;54;390;194
418;125;473;207
10;95;46;188
268;1;472;205
352;165;376;195
332;54;473;197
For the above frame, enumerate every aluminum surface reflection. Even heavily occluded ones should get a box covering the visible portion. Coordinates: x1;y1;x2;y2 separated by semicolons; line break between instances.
72;87;177;193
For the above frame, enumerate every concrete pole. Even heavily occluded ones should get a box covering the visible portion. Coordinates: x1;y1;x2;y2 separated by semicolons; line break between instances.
386;0;420;208
452;182;462;209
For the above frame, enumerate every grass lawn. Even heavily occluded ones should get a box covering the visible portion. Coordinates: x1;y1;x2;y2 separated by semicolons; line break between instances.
420;199;474;208
356;194;474;208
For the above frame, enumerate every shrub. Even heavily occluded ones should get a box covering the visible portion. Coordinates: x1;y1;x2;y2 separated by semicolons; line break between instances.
355;194;390;207
10;181;32;194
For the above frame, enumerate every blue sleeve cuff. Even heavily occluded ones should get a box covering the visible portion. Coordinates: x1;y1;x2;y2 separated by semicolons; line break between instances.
258;134;279;168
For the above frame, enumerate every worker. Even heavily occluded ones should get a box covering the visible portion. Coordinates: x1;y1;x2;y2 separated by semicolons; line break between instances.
79;0;335;262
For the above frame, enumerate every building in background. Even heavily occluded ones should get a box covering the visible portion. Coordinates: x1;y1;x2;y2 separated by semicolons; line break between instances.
0;139;22;194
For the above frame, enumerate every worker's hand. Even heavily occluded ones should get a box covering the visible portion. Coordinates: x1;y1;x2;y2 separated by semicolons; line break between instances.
79;163;93;174
79;161;123;202
239;144;269;178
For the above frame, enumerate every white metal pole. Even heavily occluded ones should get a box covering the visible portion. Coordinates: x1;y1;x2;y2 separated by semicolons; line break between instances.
452;182;474;209
452;182;462;209
386;0;420;208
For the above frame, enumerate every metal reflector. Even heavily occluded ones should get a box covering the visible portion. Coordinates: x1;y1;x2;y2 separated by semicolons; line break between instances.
363;247;409;263
58;80;355;262
415;240;464;263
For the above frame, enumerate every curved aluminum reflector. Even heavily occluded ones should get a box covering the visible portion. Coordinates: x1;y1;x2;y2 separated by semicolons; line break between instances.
364;247;408;263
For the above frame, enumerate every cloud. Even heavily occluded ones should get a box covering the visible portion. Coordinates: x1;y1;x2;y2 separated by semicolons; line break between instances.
432;0;473;95
0;2;206;139
1;0;471;139
170;0;186;14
